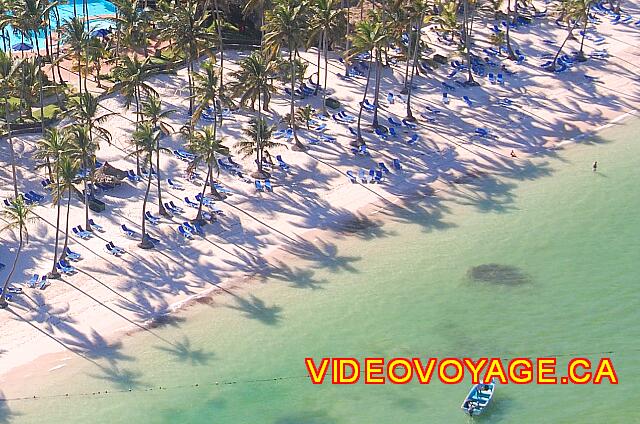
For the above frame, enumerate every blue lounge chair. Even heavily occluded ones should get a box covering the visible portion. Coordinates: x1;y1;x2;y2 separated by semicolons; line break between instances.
107;241;125;255
403;119;417;129
408;134;419;145
358;169;367;183
169;201;184;213
349;126;358;136
488;73;496;84
64;247;81;261
41;179;52;189
374;128;388;139
57;260;76;274
178;225;193;239
442;92;450;104
145;211;159;224
389;127;398;137
388;117;402;127
167;179;184;190
265;179;273;191
320;134;337;142
361;99;376;112
127;170;141;182
378;163;390;174
195;193;213;206
276;155;290;171
463;96;473;107
165;202;180;214
314;123;327;132
184;197;200;208
368;169;376;183
346;170;357;183
392;159;402;170
475;128;489;137
72;226;92;239
39;276;48;290
387;92;395;104
182;222;202;236
27;274;39;288
255;180;264;192
374;170;383;183
121;224;136;238
105;243;121;256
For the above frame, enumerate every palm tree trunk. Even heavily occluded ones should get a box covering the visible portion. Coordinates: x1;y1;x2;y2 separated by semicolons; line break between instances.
463;0;475;84
82;157;90;232
34;38;45;137
213;0;225;94
50;172;62;278
61;187;72;260
156;140;168;216
134;87;141;174
0;229;22;308
406;13;424;121
355;53;374;146
5;101;18;198
289;47;304;151
505;0;516;59
322;31;329;114
196;162;212;222
372;52;382;128
139;156;154;248
577;7;590;61
551;21;580;71
344;0;350;75
401;23;412;94
315;35;322;96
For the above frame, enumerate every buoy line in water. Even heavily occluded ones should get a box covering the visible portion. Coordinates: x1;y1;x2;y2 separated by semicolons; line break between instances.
1;348;634;403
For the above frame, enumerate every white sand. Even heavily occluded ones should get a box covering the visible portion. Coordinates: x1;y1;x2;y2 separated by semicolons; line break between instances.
1;3;639;395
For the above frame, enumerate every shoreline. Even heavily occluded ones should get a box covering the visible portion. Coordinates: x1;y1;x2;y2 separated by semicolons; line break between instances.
1;108;637;399
2;2;640;401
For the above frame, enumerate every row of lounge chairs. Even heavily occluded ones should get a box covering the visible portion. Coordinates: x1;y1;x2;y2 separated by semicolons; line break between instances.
255;180;274;192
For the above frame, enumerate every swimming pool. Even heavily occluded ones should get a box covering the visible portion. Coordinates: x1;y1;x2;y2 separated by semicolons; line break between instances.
0;0;115;52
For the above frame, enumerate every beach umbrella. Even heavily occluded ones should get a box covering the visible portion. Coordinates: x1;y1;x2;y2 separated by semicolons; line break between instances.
12;42;33;51
91;28;109;38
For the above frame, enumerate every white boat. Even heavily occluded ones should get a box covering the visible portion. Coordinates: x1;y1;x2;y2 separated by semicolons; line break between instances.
460;379;496;416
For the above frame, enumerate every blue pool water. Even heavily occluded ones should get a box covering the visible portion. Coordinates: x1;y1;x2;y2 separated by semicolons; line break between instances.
0;0;115;52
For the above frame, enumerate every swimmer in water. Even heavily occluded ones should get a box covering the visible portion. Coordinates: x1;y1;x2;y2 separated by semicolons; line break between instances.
593;161;598;172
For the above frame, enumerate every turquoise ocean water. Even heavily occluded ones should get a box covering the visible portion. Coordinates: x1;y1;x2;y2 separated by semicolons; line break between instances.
2;118;639;423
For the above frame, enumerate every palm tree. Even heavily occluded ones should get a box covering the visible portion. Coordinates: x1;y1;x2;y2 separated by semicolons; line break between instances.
187;125;229;222
138;94;174;216
0;196;36;309
348;19;384;146
0;51;22;198
230;51;276;113
130;122;160;249
191;59;219;130
235;117;284;178
461;0;477;85
67;124;97;235
263;0;310;151
230;51;277;163
504;0;517;60
157;0;216;115
57;155;80;262
4;0;54;133
112;55;158;174
308;0;344;113
34;128;70;278
405;0;431;121
60;16;88;95
575;0;594;61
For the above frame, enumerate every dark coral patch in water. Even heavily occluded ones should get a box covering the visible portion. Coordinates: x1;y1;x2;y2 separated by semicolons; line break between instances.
468;264;531;286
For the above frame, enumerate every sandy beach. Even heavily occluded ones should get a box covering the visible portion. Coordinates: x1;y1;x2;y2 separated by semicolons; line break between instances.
1;1;639;399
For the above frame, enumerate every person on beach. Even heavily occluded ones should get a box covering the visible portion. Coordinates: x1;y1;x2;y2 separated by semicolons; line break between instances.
510;150;517;158
593;161;598;172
